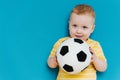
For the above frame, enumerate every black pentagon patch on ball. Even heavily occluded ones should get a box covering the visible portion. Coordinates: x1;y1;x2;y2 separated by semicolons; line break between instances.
77;51;87;62
74;38;84;44
60;46;69;56
63;64;73;72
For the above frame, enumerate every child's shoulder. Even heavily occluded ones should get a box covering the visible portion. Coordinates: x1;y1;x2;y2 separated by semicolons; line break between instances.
53;37;70;45
57;37;70;42
87;38;100;45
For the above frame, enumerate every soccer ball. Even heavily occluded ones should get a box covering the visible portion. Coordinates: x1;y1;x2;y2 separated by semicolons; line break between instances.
56;38;92;74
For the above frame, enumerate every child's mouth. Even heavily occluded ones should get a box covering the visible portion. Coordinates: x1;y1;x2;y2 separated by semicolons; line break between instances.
75;35;83;39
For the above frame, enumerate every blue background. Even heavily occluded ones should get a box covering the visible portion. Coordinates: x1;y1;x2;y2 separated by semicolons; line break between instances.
0;0;120;80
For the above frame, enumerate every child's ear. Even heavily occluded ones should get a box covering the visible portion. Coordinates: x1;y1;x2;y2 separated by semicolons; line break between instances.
91;24;95;33
68;21;70;31
68;20;70;24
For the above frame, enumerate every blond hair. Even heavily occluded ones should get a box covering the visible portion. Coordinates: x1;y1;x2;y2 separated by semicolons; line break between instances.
72;4;95;18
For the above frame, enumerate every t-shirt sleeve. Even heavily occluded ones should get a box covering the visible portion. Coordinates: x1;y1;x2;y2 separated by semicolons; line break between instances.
49;41;60;57
49;37;69;57
93;42;107;62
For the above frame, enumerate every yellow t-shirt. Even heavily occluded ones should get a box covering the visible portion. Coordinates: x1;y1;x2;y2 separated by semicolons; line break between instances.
49;37;106;80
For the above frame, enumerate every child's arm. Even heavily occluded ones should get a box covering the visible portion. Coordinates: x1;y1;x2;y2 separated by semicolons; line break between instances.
47;37;69;68
47;56;58;68
90;48;107;72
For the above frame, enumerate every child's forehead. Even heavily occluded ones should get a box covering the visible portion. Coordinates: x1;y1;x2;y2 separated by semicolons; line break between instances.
71;12;94;18
70;13;95;24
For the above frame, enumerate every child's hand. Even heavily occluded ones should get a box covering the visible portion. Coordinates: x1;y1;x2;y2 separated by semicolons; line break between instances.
89;47;97;63
89;47;107;72
47;56;58;68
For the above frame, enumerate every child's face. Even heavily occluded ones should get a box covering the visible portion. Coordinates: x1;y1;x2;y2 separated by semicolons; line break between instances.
69;13;95;41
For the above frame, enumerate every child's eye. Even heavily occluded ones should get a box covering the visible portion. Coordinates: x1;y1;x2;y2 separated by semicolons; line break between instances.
83;26;88;29
72;24;77;27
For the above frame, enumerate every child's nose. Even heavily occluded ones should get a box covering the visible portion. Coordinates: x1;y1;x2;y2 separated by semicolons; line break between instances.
76;28;82;34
